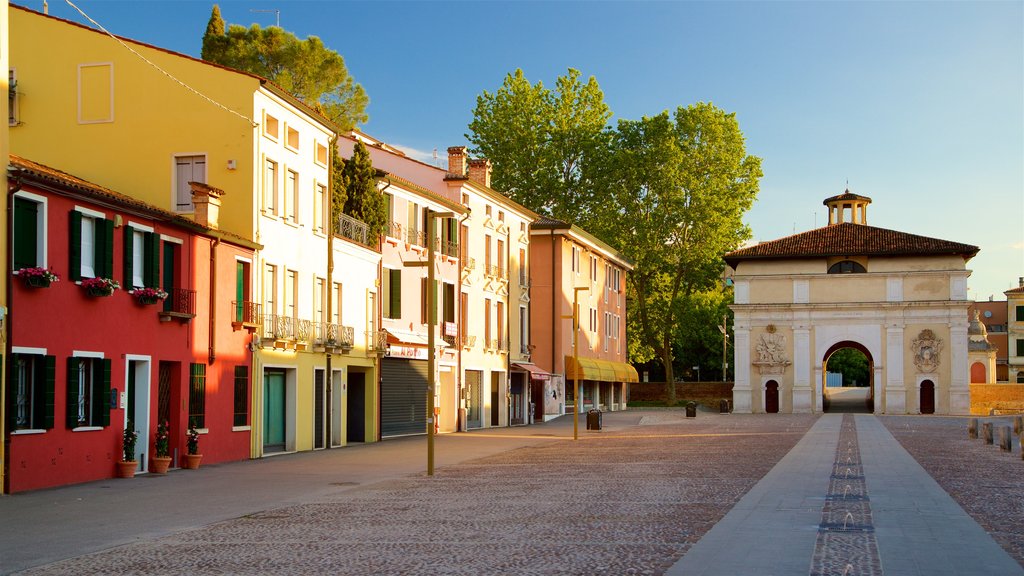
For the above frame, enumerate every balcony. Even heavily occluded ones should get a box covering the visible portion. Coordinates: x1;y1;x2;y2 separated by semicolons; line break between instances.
442;334;458;348
485;265;506;280
462;334;477;349
314;322;354;352
463;257;476;272
261;314;311;350
336;213;371;247
367;329;388;355
159;288;197;323
489;338;507;353
230;300;262;332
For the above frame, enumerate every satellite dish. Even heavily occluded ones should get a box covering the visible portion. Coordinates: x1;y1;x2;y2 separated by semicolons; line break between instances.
983;310;992;318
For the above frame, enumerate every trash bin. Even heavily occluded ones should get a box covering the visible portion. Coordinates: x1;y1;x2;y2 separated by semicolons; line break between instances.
719;399;730;414
685;402;697;418
587;409;602;430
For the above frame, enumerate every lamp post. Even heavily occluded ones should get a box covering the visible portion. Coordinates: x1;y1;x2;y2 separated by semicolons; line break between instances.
717;314;729;381
405;209;455;476
562;286;589;441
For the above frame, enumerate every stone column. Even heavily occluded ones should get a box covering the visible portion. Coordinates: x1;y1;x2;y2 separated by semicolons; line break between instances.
792;328;812;413
885;326;906;414
732;328;752;413
949;319;970;415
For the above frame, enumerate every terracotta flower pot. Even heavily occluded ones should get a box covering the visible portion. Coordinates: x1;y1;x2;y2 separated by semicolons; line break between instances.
151;456;172;474
183;454;203;470
115;460;138;478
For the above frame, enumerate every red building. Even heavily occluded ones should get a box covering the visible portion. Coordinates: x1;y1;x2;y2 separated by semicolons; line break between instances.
5;156;259;492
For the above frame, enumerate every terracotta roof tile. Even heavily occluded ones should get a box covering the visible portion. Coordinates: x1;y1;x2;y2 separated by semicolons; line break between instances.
823;190;872;205
724;222;978;268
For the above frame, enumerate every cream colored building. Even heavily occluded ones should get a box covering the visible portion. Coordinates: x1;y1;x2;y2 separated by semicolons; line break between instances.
724;191;979;415
1006;279;1024;383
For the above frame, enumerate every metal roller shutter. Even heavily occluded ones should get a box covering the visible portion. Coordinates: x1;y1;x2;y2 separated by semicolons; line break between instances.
381;358;428;437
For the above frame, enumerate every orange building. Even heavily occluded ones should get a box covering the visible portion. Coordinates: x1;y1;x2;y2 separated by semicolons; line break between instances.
529;218;636;420
968;299;1008;382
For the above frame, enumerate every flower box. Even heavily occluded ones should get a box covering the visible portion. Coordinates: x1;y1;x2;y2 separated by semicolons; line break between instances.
81;277;120;298
133;287;168;306
16;267;59;289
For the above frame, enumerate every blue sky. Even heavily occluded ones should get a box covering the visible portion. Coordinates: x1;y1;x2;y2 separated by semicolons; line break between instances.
38;0;1024;300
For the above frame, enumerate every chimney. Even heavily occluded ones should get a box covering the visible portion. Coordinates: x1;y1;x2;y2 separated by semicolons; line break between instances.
468;158;492;188
1019;277;1023;288
447;146;467;177
190;181;226;229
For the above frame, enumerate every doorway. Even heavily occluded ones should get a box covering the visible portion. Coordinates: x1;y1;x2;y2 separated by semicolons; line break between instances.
822;342;874;413
347;371;366;442
490;372;501;427
125;358;151;472
920;380;935;414
313;369;325;450
466;370;482;429
263;369;286;452
765;380;779;413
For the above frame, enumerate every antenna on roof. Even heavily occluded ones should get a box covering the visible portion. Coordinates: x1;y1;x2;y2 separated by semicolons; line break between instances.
42;0;48;14
250;9;281;27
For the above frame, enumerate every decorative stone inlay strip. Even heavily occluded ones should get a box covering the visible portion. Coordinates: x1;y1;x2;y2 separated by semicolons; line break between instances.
810;414;882;576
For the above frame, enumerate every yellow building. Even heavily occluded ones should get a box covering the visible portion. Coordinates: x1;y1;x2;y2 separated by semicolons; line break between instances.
9;5;379;457
725;191;979;414
1006;279;1024;383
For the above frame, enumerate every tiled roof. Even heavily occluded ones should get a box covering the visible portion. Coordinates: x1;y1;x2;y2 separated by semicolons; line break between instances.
8;155;260;249
1005;285;1024;295
823;190;872;205
531;216;570;229
723;222;978;268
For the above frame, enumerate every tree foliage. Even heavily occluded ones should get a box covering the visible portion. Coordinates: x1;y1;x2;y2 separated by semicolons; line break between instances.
595;104;760;401
201;5;368;130
827;348;870;387
466;68;610;223
335;139;388;244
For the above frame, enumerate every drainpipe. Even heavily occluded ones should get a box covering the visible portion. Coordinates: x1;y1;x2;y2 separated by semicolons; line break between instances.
208;238;220;365
504;220;512;426
456;209;470;432
376;178;392;442
326;136;335;449
4;172;23;494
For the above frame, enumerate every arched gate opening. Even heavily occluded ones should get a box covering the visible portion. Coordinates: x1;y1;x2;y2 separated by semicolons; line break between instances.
822;341;874;414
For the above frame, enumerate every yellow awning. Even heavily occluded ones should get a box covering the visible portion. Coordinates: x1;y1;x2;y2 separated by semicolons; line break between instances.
564;356;639;383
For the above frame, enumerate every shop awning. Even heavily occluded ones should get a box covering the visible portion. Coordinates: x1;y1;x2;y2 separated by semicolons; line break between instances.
385;328;449;347
564;356;639;383
511;362;551;380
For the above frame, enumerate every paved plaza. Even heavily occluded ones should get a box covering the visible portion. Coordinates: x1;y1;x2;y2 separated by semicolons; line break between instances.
1;410;1021;575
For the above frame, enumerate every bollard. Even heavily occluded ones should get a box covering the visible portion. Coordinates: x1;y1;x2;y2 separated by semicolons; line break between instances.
1014;415;1023;435
982;422;993;445
968;418;978;439
998;426;1012;452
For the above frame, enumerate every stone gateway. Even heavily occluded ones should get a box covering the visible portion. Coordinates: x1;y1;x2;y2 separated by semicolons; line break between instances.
723;191;979;414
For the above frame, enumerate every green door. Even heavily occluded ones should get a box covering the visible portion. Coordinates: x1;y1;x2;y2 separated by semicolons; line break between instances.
263;370;286;452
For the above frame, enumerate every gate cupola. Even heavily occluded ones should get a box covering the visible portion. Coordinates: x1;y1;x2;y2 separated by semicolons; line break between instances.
824;189;871;225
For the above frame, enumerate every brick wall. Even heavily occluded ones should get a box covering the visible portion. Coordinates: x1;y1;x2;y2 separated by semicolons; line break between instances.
630;382;733;404
969;384;1024;415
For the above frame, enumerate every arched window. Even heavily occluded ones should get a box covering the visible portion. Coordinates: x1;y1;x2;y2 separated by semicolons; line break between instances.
828;260;866;274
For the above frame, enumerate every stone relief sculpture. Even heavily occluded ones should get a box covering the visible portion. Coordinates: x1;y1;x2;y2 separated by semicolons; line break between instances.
753;325;791;374
911;329;942;373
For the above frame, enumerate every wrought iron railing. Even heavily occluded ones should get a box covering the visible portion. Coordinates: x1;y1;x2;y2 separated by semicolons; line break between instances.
314;322;355;349
463;257;476;272
442;334;458;347
231;300;261;325
486;264;505;279
463;335;477;349
389;221;404;240
406;228;425;247
367;329;388;353
336;213;370;246
166;288;197;315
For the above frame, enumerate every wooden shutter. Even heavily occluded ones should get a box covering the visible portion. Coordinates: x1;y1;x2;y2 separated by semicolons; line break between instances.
68;211;82;281
163;242;176;312
390;269;401;319
122;225;134;287
39;355;56;429
93;358;111;427
13;197;38;270
99;219;115;278
144;232;159;287
66;357;79;428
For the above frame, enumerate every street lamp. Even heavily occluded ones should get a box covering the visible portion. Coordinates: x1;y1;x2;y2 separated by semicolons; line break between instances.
562;286;589;441
405;209;455;476
717;314;729;381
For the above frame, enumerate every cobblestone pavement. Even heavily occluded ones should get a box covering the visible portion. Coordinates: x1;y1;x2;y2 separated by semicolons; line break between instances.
16;412;816;575
882;415;1024;568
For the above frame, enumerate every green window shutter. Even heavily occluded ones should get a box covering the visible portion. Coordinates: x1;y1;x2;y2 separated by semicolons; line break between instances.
41;355;56;429
13;197;38;270
235;262;245;322
66;357;79;428
99;218;115;279
163;242;176;312
144;232;159;287
93;358;112;427
68;211;82;281
390;269;401;318
122;225;134;287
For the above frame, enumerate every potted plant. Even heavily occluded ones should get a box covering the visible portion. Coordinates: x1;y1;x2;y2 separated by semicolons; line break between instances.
132;287;169;306
16;266;59;288
151;420;172;474
81;277;120;297
116;424;139;478
183;421;202;469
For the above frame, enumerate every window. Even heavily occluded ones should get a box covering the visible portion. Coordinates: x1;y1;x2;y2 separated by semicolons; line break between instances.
66;356;110;429
485;205;492;219
315;277;326;323
571;246;580;274
332;282;342;325
286;125;300;150
233;366;248;427
590;308;597;333
497;239;505;275
189;363;207;429
315;142;328;166
1017;339;1024;357
407;202;420;244
285;269;298;319
13;353;55;431
314;182;327;233
484;298;492;347
498;210;505;223
460;292;469;339
828;260;866;274
174;155;206;212
384;268;401;319
264;159;279;213
443;283;456;324
460;223;470;261
285;169;298;223
68;208;113;281
1016;306;1024;322
264;264;277;314
485;235;493;271
9;69;19;125
123;225;159;289
497;301;505;350
13;193;46;270
264;113;279;140
519;306;528;350
591;256;598;282
163;240;182;313
518;248;527;286
235;260;252;323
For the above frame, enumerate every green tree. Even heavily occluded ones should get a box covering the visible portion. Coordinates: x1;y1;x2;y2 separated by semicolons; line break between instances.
201;6;368;130
826;348;870;387
467;68;610;223
595;105;761;403
335;139;388;244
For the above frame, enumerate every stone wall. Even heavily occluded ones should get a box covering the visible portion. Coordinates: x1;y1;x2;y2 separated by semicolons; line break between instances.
969;384;1024;415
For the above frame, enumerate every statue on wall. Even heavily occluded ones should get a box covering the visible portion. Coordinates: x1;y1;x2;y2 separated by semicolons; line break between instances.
753;325;791;374
911;329;943;373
